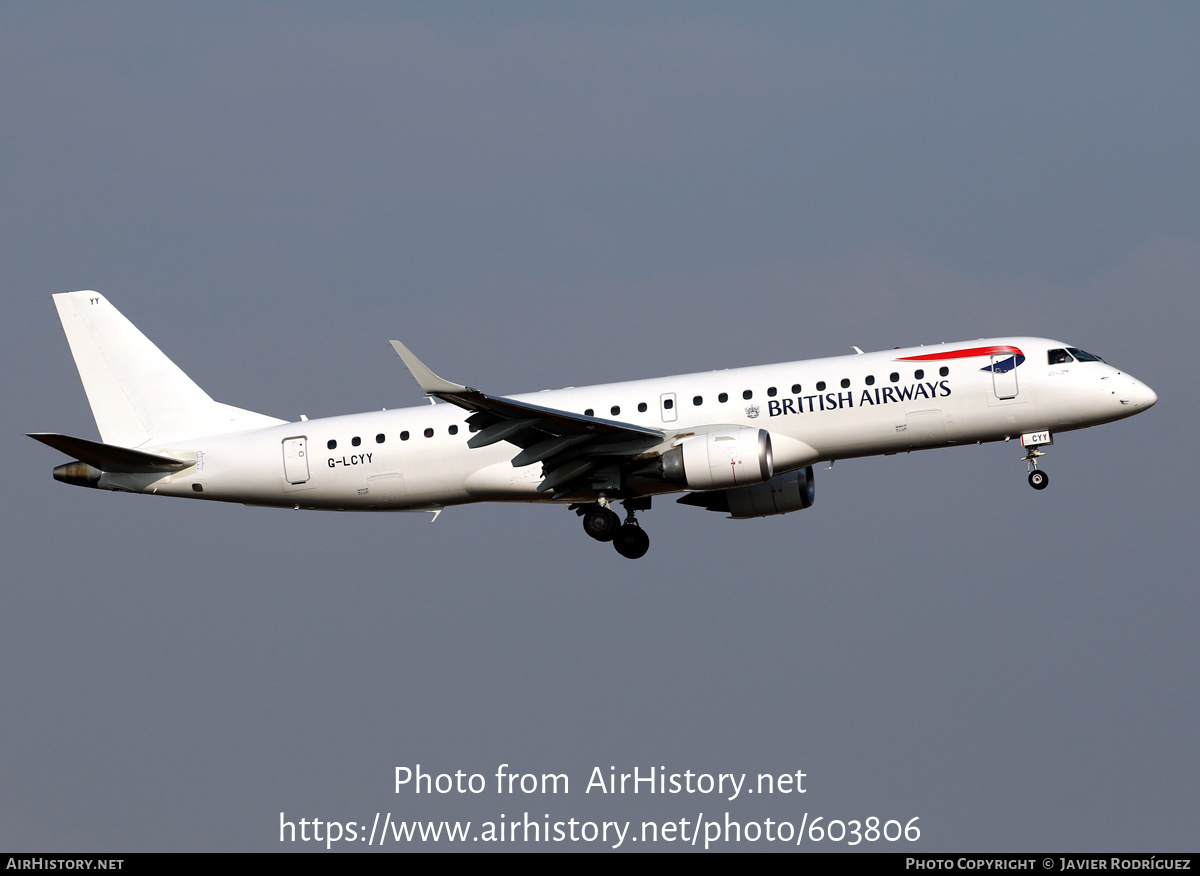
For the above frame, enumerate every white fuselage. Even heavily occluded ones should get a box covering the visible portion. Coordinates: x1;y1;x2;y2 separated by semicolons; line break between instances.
96;337;1156;511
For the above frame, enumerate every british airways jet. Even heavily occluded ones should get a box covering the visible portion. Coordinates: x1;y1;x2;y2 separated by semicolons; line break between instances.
31;291;1157;559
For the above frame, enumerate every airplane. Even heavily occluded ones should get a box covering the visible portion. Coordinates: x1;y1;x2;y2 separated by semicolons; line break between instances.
30;291;1157;559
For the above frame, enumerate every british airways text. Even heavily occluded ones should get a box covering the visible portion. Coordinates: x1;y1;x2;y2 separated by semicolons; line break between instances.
768;380;952;417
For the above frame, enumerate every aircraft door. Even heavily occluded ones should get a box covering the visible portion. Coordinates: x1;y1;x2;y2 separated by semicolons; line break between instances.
906;409;947;448
282;437;310;484
990;355;1019;400
660;393;677;423
368;472;406;506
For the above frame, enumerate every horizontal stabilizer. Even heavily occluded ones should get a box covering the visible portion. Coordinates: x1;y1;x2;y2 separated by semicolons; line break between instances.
28;433;191;473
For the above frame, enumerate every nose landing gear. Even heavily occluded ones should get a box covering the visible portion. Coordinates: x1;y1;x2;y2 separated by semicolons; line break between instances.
1018;431;1054;490
1023;445;1049;490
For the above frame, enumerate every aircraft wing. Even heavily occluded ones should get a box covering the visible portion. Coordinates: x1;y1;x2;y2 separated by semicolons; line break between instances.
390;340;666;495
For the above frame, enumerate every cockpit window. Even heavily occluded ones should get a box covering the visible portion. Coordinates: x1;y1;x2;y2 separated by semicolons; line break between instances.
1048;348;1074;364
1067;347;1104;362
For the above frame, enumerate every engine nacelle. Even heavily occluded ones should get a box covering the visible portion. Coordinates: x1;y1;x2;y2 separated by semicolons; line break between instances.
52;460;102;489
660;428;773;491
677;466;815;518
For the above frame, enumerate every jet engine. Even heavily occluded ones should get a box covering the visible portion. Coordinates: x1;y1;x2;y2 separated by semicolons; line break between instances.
677;466;815;518
659;428;773;490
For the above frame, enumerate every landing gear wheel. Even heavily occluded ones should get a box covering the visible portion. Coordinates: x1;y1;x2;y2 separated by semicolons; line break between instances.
1021;443;1049;489
613;524;650;559
582;507;622;542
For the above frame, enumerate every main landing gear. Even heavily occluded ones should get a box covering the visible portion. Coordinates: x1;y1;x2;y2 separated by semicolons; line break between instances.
577;497;651;559
1023;445;1049;490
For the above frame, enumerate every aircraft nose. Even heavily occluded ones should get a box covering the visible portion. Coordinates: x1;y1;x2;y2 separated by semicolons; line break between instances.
1121;378;1157;410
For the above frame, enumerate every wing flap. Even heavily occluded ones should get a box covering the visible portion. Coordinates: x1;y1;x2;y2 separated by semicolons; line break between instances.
467;418;539;449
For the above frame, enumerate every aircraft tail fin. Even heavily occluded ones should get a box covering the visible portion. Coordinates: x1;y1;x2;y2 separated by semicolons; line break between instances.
51;291;286;447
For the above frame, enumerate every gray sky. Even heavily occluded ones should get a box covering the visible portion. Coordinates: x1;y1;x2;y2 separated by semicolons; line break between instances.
3;2;1197;851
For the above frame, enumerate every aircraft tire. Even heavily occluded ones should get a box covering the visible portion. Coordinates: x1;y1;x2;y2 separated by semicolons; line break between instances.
1028;470;1049;490
613;524;650;559
583;507;621;542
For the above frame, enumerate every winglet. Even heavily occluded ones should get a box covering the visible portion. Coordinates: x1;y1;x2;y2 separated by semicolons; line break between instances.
389;340;473;395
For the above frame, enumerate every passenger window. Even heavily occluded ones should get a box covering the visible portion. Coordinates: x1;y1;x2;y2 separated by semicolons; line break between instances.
664;399;674;410
424;428;434;438
767;387;777;397
375;434;385;444
718;392;728;403
327;439;337;450
791;383;801;394
840;378;850;388
914;369;924;379
939;366;949;377
693;396;703;406
742;390;753;400
448;425;458;435
816;381;826;391
610;405;620;416
865;375;875;386
638;402;647;412
890;372;899;382
585;409;594;417
400;431;409;441
351;436;361;447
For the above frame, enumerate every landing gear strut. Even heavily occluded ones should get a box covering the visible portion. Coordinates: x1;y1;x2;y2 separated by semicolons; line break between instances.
612;498;651;559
